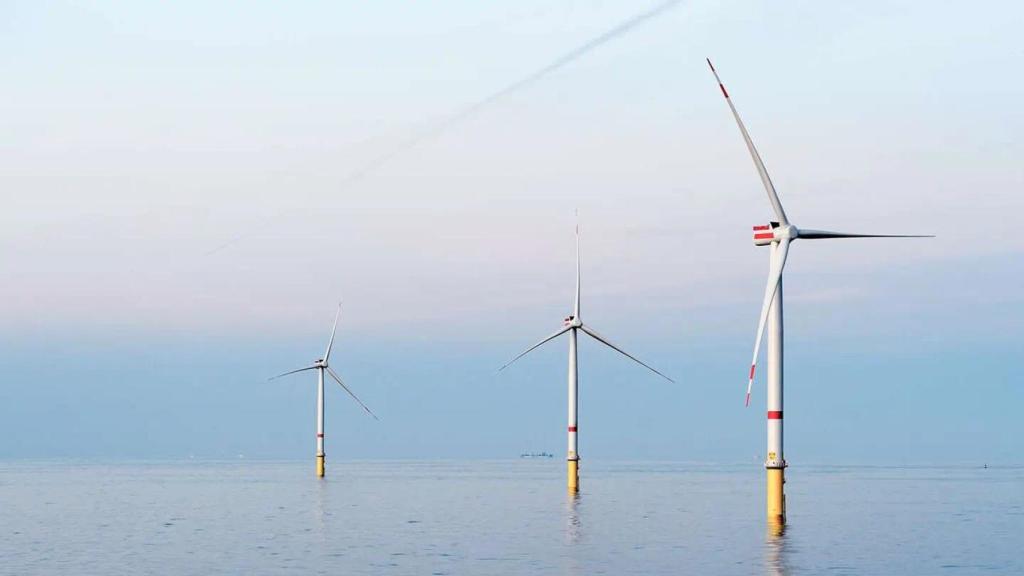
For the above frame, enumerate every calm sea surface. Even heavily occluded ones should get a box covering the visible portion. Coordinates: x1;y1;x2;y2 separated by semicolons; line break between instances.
1;460;1021;575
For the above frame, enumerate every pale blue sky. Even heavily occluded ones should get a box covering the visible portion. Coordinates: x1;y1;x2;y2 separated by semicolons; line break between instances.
0;0;1021;462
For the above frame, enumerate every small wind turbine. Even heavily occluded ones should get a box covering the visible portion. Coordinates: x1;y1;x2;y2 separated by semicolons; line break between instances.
707;59;931;527
500;224;674;492
270;303;378;477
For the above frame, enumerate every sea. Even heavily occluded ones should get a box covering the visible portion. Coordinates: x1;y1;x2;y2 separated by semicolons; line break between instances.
2;460;1021;575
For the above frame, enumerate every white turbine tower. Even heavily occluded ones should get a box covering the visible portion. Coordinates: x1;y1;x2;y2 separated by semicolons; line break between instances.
270;303;378;477
500;224;674;492
707;59;931;528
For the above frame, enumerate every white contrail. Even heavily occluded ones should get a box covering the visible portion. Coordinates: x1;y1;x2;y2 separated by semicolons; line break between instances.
205;0;684;256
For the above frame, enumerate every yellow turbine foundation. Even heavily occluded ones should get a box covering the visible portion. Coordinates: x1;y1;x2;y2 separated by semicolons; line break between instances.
567;459;579;492
766;468;785;526
316;455;325;478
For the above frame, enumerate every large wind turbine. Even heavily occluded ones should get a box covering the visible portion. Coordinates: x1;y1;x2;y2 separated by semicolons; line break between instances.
707;59;931;527
500;225;674;492
270;303;378;477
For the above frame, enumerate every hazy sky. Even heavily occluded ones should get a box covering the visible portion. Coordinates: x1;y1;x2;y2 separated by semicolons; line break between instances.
1;0;1021;463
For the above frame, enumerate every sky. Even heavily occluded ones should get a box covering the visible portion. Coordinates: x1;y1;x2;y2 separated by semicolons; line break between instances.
1;0;1021;463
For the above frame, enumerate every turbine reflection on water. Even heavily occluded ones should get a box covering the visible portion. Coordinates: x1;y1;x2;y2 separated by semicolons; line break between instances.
564;491;584;576
565;491;582;545
765;524;791;576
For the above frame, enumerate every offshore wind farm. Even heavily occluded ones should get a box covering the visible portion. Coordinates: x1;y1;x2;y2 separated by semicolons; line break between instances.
1;1;1022;575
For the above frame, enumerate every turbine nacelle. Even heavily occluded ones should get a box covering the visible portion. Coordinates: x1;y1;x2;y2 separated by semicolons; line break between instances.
753;223;799;246
563;315;583;328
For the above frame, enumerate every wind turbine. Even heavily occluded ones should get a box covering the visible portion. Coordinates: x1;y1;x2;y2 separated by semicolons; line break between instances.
270;303;378;477
500;224;674;492
707;59;931;528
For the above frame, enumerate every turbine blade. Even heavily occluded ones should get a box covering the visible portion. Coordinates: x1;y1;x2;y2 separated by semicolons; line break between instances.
499;326;572;372
746;238;791;406
326;366;378;420
268;365;317;381
579;324;675;383
706;58;789;225
574;218;581;318
323;302;342;363
798;229;934;240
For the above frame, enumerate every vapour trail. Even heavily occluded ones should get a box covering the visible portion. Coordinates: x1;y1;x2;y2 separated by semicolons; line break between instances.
205;0;683;256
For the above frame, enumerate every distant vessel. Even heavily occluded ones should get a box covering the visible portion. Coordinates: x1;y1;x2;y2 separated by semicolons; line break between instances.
520;452;554;459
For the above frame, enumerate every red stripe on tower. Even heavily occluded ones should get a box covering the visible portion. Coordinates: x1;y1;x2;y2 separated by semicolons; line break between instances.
767;411;783;420
568;426;577;432
316;433;324;438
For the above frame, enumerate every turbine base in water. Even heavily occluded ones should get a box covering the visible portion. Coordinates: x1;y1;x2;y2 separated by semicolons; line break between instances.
567;459;579;492
766;468;785;526
316;455;325;478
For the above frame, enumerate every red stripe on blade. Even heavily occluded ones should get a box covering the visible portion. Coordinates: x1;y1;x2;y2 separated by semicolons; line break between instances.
749;365;756;380
754;233;774;240
767;411;783;420
753;225;770;231
719;83;729;98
